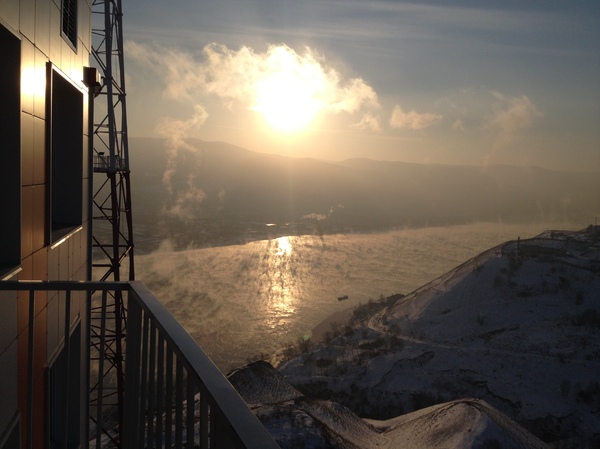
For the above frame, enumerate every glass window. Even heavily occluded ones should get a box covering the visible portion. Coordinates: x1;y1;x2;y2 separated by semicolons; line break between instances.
49;67;84;244
0;25;21;278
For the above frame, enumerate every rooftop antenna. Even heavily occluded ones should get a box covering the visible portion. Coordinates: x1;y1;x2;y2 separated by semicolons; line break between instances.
88;0;134;446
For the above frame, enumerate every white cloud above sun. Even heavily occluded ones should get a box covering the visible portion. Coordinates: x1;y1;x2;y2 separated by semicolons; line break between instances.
126;41;378;133
126;41;543;156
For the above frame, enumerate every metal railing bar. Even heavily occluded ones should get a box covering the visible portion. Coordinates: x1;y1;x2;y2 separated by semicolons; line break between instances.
128;281;279;448
0;280;130;292
147;322;157;446
186;375;195;448
175;360;183;449
209;403;217;448
139;312;149;448
95;290;108;449
165;348;173;449
123;297;142;449
156;334;165;449
200;397;209;449
84;289;92;446
26;289;35;449
64;290;72;447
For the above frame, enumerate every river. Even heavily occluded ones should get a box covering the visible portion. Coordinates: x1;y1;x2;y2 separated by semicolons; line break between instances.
135;221;580;372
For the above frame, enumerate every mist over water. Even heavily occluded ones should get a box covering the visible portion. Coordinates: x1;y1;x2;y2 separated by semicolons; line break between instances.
136;221;582;372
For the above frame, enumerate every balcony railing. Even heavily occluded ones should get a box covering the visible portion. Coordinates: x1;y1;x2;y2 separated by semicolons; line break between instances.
93;153;125;172
0;280;279;449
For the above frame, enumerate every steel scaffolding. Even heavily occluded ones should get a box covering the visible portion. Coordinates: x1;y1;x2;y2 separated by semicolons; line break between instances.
89;0;134;446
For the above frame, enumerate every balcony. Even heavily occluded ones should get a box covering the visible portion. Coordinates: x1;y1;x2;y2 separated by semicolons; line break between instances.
0;280;279;449
93;153;125;173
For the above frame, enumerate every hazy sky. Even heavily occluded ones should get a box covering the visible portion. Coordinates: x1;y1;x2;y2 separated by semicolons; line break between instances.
121;1;599;171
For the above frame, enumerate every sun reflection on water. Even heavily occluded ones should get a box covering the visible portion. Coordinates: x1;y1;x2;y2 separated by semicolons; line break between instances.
275;236;292;256
263;236;297;329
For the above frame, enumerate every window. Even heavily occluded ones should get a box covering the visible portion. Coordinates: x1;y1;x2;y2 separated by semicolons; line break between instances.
61;0;78;50
0;25;21;278
49;67;84;244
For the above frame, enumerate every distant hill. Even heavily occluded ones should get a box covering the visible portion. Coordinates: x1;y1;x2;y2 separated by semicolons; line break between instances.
276;226;600;447
129;137;599;251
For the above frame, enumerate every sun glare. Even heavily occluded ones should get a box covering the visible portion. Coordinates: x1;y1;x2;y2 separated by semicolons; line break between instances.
275;236;292;256
252;53;323;133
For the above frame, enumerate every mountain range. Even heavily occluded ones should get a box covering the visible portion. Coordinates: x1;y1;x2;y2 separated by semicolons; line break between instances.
129;138;599;252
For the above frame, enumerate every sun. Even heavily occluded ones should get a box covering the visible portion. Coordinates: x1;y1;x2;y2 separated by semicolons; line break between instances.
252;60;322;133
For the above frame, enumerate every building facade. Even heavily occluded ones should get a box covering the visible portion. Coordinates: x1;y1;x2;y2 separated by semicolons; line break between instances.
0;0;92;447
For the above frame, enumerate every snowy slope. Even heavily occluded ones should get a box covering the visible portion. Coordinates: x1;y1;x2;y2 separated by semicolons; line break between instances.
278;226;600;447
372;398;549;449
229;361;549;449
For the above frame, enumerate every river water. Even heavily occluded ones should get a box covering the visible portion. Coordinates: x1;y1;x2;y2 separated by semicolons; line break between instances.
135;221;578;372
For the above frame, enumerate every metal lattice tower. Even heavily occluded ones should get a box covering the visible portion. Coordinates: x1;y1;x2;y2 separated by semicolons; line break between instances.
89;0;134;445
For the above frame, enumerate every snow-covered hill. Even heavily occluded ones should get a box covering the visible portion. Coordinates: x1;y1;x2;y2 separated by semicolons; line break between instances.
229;361;549;449
273;226;600;447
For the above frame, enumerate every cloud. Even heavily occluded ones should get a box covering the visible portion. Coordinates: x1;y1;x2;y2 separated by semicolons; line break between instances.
126;40;379;125
351;113;382;132
452;119;465;131
486;92;542;144
389;104;442;130
126;40;202;102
